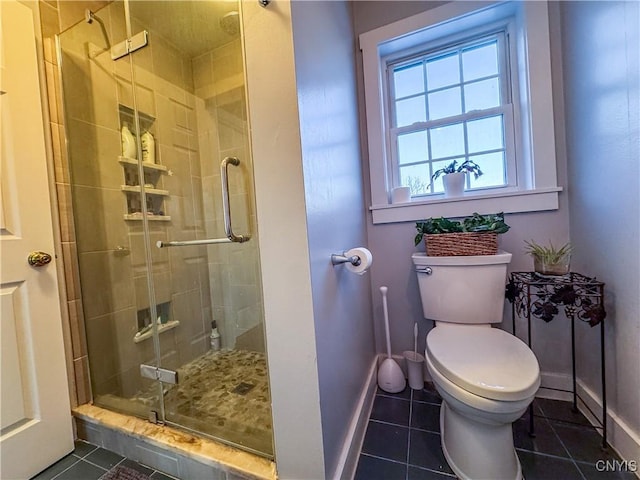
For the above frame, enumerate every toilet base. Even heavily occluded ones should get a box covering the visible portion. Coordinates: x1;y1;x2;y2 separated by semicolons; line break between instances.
440;402;523;480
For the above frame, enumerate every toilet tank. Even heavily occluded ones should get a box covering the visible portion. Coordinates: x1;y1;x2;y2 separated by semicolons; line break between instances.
412;251;512;324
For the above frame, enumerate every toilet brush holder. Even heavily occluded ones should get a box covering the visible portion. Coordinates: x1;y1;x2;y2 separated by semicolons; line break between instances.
403;351;425;390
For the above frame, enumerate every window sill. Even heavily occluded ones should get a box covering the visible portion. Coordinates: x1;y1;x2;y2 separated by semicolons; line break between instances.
370;187;562;224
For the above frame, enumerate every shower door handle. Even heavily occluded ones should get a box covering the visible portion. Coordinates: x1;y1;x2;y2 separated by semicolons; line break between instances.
156;157;251;248
221;156;250;244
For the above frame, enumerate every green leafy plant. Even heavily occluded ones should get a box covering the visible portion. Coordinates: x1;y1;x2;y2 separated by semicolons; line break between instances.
524;240;572;264
415;212;510;246
431;159;483;182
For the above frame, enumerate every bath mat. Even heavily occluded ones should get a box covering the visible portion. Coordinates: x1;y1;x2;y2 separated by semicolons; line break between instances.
101;465;151;480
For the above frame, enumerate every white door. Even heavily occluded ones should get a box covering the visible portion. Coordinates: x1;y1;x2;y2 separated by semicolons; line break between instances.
0;1;74;479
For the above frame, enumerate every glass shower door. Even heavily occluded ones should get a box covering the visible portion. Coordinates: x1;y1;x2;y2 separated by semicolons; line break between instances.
125;0;271;456
58;0;272;458
58;0;163;421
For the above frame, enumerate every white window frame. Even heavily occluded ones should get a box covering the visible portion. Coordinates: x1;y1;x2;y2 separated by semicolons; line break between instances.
386;30;515;195
360;1;562;224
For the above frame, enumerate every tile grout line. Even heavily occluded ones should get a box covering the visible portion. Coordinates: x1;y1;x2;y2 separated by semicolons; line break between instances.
49;457;104;480
97;456;128;478
79;457;111;473
361;449;456;477
360;452;408;466
74;444;99;459
376;391;441;407
368;417;439;436
406;389;413;480
46;456;82;480
539;404;589;480
409;463;457;478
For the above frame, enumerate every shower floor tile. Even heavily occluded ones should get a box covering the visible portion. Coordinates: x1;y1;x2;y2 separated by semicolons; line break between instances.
356;387;624;480
128;349;273;456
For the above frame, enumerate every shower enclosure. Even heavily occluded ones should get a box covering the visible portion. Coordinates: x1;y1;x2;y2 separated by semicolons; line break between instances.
57;0;272;457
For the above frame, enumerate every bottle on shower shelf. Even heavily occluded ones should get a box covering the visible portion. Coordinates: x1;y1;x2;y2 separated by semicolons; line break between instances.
141;130;156;163
210;321;221;351
121;123;137;159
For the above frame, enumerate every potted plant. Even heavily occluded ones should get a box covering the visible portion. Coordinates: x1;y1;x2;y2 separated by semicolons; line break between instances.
415;212;510;256
432;159;483;197
524;240;572;276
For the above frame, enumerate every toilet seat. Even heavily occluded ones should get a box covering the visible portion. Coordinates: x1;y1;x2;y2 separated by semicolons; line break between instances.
426;325;540;401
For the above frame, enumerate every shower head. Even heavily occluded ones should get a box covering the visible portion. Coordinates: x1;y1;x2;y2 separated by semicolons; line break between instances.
84;9;111;51
220;11;240;36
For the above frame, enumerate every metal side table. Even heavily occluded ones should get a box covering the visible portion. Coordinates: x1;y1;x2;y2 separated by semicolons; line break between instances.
506;272;607;449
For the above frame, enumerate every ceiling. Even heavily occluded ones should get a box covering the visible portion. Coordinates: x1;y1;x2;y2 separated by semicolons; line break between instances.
128;0;240;58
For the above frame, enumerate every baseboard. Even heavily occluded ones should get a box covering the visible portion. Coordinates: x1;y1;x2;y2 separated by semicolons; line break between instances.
576;379;640;467
537;372;639;469
331;357;378;480
537;371;573;401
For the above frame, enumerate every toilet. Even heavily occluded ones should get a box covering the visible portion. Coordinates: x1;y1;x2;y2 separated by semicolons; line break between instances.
412;251;540;480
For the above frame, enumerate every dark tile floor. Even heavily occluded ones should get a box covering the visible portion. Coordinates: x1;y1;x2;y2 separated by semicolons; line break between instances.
356;385;636;480
31;440;176;480
29;389;636;480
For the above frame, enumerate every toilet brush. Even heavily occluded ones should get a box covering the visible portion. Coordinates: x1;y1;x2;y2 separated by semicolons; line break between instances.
378;286;406;393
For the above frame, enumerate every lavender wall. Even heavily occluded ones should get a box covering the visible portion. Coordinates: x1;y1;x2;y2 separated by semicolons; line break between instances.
290;2;376;477
352;1;573;380
560;0;639;458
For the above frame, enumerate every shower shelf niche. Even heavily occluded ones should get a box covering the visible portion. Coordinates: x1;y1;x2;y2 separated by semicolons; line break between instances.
118;102;170;222
118;157;167;172
123;213;172;222
121;185;169;196
119;156;171;222
119;104;155;132
133;320;180;344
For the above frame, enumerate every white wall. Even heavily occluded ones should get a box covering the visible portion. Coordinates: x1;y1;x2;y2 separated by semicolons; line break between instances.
352;1;573;381
243;1;377;478
290;2;376;478
560;0;640;460
242;2;325;478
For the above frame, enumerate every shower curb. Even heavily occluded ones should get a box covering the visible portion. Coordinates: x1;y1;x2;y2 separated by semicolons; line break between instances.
73;404;277;480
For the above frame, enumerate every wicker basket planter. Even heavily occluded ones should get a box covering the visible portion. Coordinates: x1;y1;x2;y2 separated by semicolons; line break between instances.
424;232;498;256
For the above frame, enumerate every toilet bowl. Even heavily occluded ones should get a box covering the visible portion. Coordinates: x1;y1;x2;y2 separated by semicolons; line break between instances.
426;324;539;480
412;252;540;480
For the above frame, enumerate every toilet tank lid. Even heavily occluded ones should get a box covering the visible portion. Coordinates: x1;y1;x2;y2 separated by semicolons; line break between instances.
412;251;512;266
426;326;540;401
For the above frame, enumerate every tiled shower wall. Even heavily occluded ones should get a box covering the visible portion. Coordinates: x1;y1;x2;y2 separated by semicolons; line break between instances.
39;0;112;408
192;41;264;353
38;0;264;408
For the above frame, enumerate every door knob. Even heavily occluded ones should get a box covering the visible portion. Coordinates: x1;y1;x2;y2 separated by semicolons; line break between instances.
28;251;52;267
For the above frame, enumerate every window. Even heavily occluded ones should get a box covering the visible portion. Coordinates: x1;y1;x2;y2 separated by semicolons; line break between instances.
390;34;514;196
361;1;561;224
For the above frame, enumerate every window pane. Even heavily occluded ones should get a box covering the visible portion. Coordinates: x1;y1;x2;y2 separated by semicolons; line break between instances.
395;96;426;127
398;131;428;164
468;152;505;188
428;87;462;121
426;53;459;90
462;42;498;82
430;123;465;159
393;63;424;99
467;116;504;153
464;77;500;112
400;164;430;196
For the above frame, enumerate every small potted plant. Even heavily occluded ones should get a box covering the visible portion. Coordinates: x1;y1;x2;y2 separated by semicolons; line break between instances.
524;240;572;276
415;212;510;256
432;159;483;197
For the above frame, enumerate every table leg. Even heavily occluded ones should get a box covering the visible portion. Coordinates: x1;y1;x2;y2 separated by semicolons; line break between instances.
601;316;607;450
571;315;578;412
